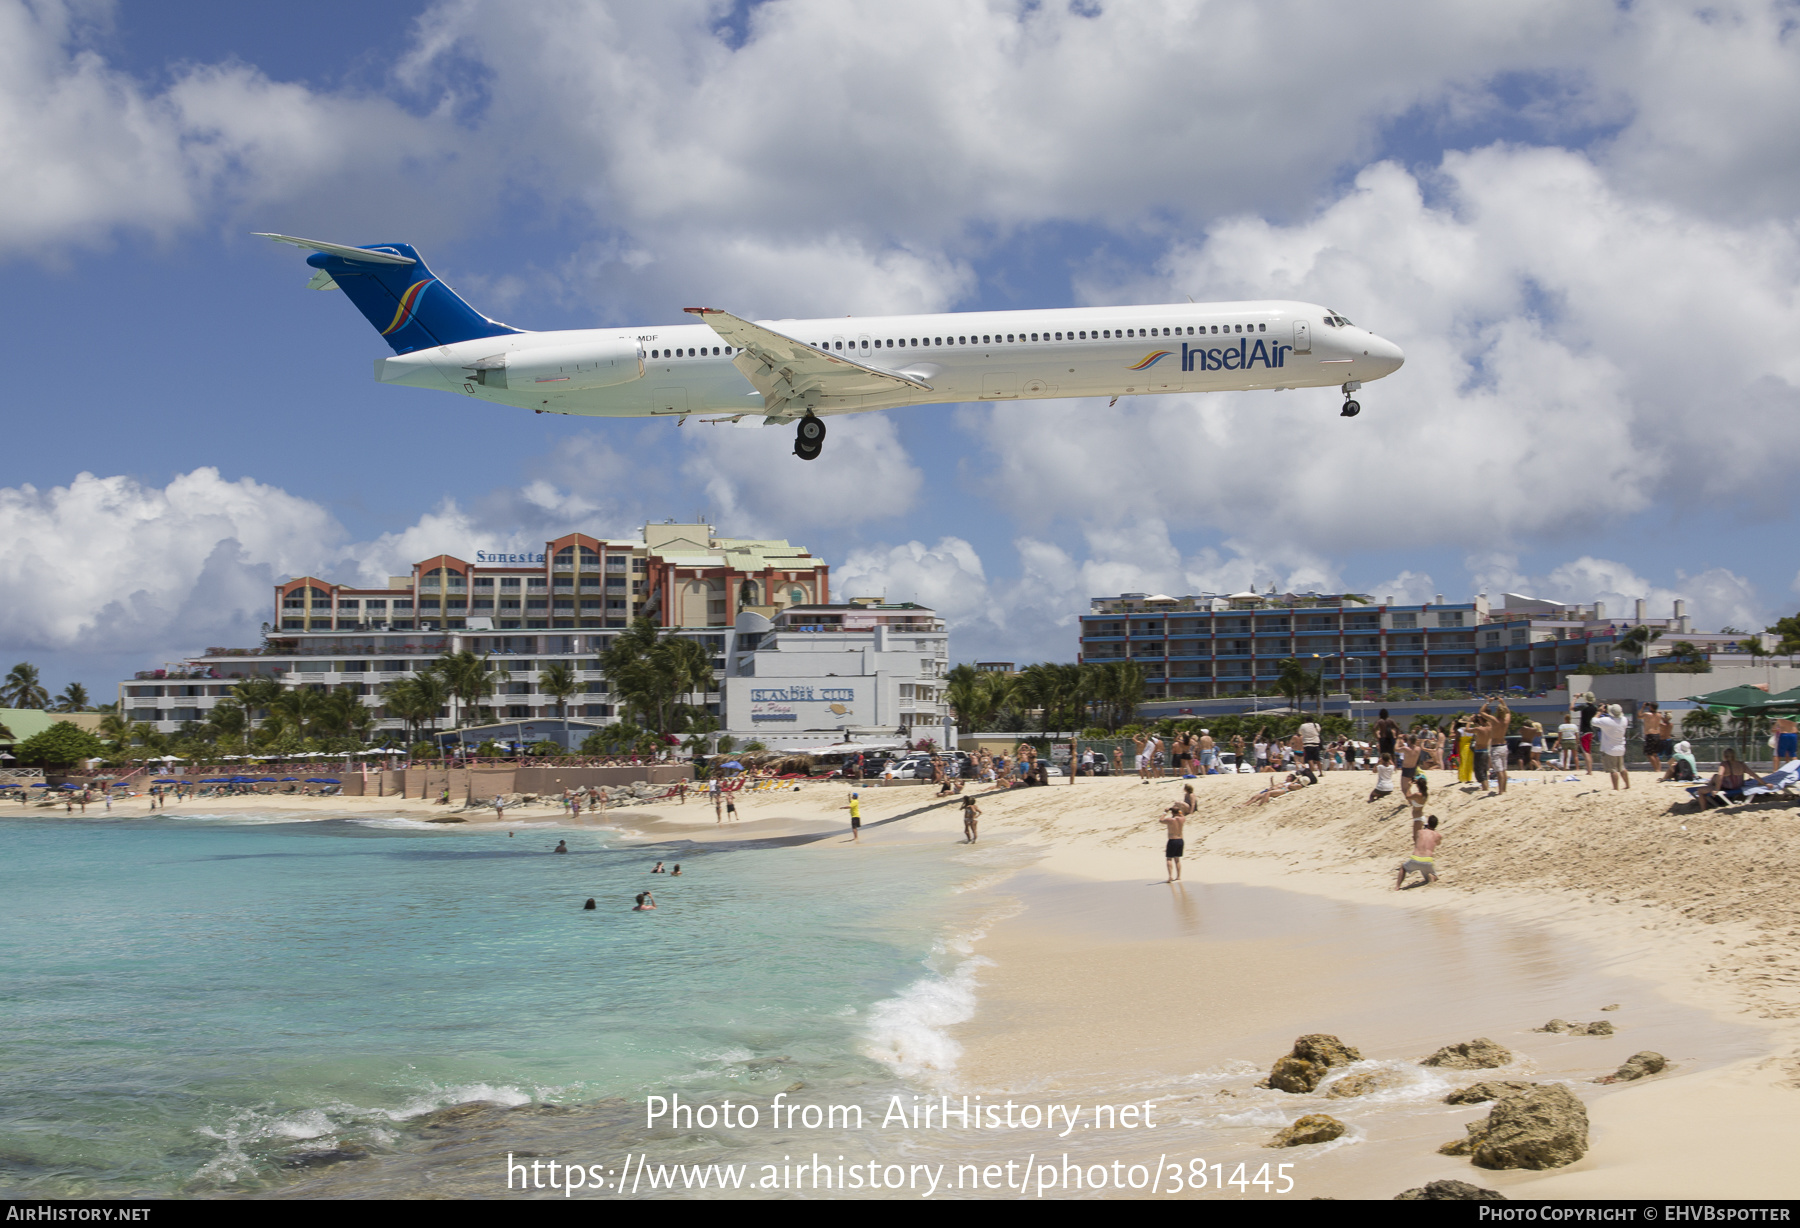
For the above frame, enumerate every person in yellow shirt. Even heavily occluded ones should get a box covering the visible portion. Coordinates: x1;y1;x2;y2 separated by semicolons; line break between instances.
844;791;863;842
1455;719;1474;784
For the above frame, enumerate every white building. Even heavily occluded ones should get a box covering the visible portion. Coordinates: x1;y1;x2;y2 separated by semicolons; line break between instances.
722;601;950;749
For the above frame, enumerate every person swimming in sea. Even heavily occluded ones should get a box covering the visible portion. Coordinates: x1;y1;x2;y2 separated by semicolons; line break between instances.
554;839;568;854
583;898;596;910
670;864;682;877
651;861;666;874
633;892;656;911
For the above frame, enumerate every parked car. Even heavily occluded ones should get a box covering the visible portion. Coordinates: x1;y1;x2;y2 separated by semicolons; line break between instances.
1215;752;1255;774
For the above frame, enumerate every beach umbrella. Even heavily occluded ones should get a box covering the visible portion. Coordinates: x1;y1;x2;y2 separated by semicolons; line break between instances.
1687;683;1778;712
30;783;50;788
306;778;341;784
281;776;300;782
1737;686;1800;716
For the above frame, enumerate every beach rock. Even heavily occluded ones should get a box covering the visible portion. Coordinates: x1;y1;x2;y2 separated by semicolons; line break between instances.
1438;1120;1487;1156
1471;1084;1589;1170
414;1100;499;1129
1600;1003;1620;1011
1265;1034;1362;1093
1537;1018;1574;1033
1536;1019;1613;1035
1325;1069;1406;1099
1597;1051;1667;1083
1267;1114;1346;1148
1294;1033;1363;1067
1445;1081;1538;1105
1421;1038;1513;1070
1395;1180;1507;1200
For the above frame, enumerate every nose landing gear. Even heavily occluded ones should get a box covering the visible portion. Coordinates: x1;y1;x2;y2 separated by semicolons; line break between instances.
794;412;826;460
1340;380;1362;419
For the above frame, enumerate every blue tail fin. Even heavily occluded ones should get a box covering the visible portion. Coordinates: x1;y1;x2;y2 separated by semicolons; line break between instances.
261;236;523;353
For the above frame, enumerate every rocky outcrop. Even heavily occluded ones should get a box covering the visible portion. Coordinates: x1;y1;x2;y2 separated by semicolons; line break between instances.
1536;1019;1614;1036
1421;1038;1513;1070
1261;1034;1363;1093
1445;1080;1538;1105
1440;1084;1589;1170
1600;1003;1620;1011
1395;1180;1507;1200
1267;1114;1346;1147
1596;1051;1667;1083
1325;1069;1406;1099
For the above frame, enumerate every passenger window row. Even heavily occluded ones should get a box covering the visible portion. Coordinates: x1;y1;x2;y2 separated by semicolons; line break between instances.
651;346;734;359
808;323;1270;352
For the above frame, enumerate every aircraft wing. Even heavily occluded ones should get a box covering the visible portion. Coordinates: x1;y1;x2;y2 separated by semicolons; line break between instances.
684;307;931;418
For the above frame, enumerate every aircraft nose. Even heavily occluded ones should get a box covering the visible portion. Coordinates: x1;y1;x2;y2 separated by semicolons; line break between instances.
1366;334;1404;376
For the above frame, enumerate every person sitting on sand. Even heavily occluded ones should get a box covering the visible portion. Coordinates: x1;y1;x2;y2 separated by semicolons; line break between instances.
961;795;981;843
1661;740;1699;782
553;839;568;854
1155;807;1185;882
1368;753;1398;803
1395;816;1441;889
633;892;656;911
1173;783;1196;815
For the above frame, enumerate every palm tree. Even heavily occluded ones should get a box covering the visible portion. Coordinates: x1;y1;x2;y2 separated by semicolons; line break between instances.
316;688;374;742
379;674;448;745
97;711;132;748
602;619;715;736
232;677;283;732
1275;657;1324;713
53;683;90;712
435;650;509;728
3;663;49;709
538;661;580;746
1616;625;1664;672
267;687;323;741
944;664;990;730
1666;640;1705;668
1680;707;1723;743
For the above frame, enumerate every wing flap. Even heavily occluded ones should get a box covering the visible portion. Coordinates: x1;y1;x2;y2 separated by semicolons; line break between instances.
684;307;930;415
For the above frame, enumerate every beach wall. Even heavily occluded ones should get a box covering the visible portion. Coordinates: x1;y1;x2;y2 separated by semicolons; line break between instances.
339;764;691;799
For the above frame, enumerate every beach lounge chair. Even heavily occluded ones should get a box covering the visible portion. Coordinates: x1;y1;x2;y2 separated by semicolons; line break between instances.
1736;759;1800;802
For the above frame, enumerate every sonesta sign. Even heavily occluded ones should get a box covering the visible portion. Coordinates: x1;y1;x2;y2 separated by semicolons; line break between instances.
474;551;546;564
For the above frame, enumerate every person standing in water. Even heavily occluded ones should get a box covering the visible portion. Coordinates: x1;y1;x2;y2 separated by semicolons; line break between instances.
553;839;568;854
845;791;862;842
961;795;981;843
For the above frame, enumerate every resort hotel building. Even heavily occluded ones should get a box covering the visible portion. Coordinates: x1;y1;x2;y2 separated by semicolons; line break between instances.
119;522;951;749
1079;590;1780;701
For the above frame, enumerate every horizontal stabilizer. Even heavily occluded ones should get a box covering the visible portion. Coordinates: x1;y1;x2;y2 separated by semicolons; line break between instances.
253;233;415;265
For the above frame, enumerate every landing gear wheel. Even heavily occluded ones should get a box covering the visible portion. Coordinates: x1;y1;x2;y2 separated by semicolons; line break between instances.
1340;399;1361;418
793;439;822;461
797;414;826;446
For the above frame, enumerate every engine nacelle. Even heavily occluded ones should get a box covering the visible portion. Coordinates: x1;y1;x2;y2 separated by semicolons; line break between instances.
465;338;644;391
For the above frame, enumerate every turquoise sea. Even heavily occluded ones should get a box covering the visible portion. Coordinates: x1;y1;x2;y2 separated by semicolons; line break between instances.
0;811;1018;1197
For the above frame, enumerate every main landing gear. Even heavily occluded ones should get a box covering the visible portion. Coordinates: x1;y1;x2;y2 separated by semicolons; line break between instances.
794;413;826;460
1340;379;1362;418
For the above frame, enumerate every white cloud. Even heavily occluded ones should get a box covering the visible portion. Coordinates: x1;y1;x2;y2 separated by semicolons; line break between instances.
972;145;1800;550
1469;554;1770;636
0;468;339;656
681;413;924;535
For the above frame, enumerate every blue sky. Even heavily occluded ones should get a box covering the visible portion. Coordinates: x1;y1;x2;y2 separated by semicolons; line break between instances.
2;0;1797;697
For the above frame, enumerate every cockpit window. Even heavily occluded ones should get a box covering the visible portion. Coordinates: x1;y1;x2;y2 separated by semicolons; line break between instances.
1324;311;1355;327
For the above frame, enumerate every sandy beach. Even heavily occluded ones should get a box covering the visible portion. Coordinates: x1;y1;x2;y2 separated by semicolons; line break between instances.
29;767;1800;1199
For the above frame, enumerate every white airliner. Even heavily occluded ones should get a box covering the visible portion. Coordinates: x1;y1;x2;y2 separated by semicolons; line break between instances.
259;233;1404;459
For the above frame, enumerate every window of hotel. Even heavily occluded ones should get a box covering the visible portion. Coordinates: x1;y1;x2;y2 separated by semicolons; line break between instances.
631;558;647;572
338;600;359;610
605;556;625;569
527;578;547;590
501;577;520;588
473;598;494;609
1437;611;1465;627
1391;613;1417;629
392;600;412;610
365;600;387;610
527;598;548;610
553;576;573;588
500;598;520;610
474;577;493;589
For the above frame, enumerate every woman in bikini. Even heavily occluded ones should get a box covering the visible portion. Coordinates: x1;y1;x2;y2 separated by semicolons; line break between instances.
1695;749;1764;808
